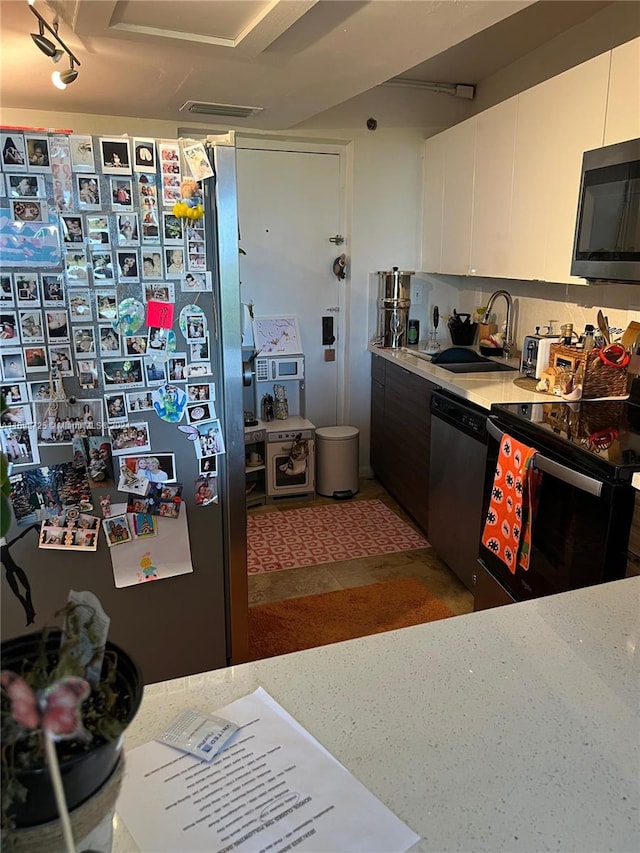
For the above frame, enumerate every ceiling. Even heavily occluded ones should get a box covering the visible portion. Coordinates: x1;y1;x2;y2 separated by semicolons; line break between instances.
0;0;623;131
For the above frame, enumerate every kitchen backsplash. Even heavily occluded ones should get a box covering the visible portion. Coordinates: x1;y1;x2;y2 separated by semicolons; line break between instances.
409;274;639;347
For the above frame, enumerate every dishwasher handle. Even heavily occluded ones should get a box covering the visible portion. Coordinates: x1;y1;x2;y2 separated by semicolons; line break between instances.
486;418;603;497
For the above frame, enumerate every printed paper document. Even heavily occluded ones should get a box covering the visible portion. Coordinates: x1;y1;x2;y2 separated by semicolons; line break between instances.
117;687;419;852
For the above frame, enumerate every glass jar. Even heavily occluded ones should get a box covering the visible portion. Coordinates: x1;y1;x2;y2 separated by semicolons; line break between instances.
274;400;288;420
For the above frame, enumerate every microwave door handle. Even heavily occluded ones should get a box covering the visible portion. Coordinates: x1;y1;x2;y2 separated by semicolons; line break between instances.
271;361;276;380
486;419;604;497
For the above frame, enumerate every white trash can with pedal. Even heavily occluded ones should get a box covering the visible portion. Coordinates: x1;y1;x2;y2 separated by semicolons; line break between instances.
315;426;359;499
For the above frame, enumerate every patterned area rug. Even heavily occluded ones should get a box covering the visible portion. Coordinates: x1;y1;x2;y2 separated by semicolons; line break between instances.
247;499;429;575
248;578;453;660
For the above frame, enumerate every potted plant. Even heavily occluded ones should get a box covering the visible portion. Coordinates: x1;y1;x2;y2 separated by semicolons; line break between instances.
1;592;143;850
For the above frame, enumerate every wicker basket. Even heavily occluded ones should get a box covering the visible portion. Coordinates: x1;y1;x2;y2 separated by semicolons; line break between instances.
549;344;628;398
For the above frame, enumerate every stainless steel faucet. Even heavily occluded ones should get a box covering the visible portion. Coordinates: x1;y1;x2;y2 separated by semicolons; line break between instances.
482;290;514;358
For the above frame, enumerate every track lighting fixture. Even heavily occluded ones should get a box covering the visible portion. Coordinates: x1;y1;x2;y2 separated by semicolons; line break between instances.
28;2;81;87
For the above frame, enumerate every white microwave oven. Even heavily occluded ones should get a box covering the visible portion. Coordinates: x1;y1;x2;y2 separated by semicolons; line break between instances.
255;355;304;382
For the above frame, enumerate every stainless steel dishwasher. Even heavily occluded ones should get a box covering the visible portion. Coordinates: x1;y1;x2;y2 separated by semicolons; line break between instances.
428;390;489;592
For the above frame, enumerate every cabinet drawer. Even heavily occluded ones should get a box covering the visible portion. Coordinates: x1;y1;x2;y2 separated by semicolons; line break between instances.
385;379;434;440
371;353;386;384
385;364;434;406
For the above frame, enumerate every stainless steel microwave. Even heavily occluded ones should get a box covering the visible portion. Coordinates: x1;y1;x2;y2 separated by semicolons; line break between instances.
571;137;640;283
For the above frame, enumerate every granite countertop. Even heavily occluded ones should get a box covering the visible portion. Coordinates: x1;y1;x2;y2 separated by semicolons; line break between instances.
114;577;640;852
370;344;547;409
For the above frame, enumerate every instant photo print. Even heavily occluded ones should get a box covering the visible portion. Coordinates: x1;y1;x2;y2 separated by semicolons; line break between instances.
102;513;133;547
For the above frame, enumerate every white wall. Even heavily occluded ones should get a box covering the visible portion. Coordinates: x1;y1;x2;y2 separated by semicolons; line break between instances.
455;278;639;344
419;275;639;353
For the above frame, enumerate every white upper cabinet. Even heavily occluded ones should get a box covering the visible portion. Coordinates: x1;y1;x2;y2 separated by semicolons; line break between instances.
507;54;608;284
469;97;517;278
505;74;553;281
421;39;638;283
541;53;609;284
440;117;476;275
605;37;640;145
422;131;445;273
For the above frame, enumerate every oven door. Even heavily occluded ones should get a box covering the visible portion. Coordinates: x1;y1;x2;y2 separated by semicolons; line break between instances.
478;419;634;602
266;437;315;497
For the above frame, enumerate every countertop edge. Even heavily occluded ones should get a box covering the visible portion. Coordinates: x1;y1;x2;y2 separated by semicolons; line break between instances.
369;344;543;409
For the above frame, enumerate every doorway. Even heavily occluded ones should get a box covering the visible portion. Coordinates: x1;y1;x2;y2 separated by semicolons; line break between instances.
236;142;346;428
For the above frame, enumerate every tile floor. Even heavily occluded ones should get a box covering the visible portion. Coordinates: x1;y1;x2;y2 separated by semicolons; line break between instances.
247;478;474;618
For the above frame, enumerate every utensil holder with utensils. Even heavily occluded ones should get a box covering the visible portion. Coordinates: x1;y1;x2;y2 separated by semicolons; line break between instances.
449;321;478;346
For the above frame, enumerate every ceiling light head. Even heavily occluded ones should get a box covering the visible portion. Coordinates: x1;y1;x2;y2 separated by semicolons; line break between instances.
60;64;78;85
52;61;77;89
31;31;57;57
51;70;66;89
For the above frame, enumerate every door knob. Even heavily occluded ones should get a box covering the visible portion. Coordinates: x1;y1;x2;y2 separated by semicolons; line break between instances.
333;253;346;279
329;234;344;245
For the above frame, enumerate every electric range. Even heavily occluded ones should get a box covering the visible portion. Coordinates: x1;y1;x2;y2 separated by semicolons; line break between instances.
490;398;640;484
476;398;638;608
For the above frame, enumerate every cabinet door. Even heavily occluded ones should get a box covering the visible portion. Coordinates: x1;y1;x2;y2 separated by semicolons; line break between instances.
370;356;387;482
422;133;445;272
440;118;476;275
605;37;640;145
627;491;640;578
382;362;436;534
505;79;552;281
507;54;609;283
469;97;517;278
542;54;609;284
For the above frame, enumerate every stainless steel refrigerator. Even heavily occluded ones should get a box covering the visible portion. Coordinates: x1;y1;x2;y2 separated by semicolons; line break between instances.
0;132;248;684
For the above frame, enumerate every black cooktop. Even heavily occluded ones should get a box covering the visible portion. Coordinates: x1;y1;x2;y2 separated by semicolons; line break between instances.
491;399;640;483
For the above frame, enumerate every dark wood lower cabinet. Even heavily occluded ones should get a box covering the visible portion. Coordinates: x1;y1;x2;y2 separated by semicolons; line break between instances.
370;354;437;535
627;491;640;578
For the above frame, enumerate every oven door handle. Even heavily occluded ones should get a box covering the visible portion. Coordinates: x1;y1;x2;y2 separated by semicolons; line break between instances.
486;419;604;497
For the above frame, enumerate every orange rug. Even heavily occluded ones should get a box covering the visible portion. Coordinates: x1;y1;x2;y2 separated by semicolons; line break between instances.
247;499;429;574
248;578;454;660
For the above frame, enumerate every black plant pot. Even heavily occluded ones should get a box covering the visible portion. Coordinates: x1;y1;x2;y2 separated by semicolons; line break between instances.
1;630;143;828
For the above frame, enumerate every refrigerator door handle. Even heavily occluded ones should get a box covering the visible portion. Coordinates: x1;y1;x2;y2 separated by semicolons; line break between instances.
486;419;604;497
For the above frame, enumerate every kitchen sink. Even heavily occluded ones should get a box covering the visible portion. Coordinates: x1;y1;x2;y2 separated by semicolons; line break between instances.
436;360;518;374
407;347;519;374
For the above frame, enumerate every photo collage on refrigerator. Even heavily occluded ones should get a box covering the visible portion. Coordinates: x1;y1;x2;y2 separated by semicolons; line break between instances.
0;131;222;560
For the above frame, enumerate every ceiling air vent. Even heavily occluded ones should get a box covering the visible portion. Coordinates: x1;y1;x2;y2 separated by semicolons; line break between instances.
179;101;264;119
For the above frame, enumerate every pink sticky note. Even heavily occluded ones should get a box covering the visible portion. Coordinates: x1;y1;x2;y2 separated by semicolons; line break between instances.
147;300;174;329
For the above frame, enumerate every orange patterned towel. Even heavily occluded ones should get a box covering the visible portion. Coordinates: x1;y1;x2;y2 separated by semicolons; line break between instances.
481;433;540;573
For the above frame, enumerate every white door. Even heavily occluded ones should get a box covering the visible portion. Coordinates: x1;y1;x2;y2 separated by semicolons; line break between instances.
236;146;343;428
